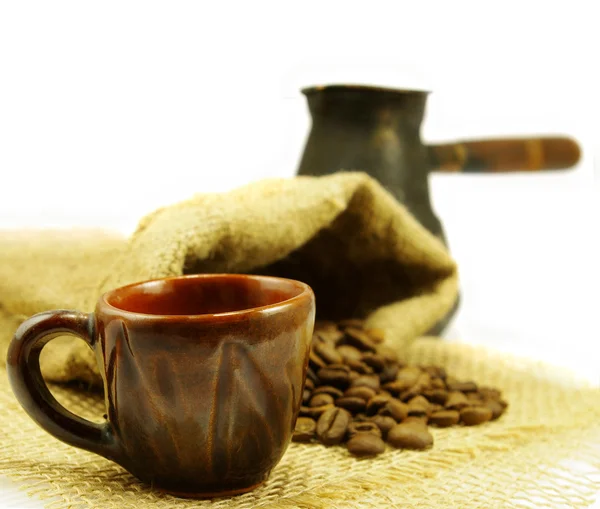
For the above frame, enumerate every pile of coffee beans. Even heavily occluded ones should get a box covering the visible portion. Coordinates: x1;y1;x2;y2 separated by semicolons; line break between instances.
293;320;508;457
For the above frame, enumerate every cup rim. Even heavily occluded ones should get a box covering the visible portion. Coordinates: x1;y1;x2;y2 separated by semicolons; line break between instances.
301;83;431;95
99;273;314;322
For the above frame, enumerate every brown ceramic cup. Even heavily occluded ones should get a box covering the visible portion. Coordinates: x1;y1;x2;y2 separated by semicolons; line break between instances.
7;274;315;498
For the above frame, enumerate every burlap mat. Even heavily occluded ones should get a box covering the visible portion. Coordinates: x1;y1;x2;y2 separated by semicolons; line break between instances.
0;173;457;385
1;337;599;508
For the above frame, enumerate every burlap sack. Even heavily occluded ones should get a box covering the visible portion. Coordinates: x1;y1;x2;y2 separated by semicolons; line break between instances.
0;172;458;384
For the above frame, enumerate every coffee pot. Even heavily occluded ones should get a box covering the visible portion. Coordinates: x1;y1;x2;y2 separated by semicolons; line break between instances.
297;84;580;245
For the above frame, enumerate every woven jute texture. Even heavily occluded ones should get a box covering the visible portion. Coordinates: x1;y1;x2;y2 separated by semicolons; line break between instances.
1;338;599;508
0;172;458;385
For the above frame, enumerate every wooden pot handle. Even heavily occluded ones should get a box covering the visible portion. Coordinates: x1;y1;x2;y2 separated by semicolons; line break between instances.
429;136;581;173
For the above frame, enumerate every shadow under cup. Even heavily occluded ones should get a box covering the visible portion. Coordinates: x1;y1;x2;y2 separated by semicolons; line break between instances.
7;274;316;498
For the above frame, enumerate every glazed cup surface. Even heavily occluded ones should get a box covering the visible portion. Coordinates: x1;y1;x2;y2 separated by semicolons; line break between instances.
7;274;316;497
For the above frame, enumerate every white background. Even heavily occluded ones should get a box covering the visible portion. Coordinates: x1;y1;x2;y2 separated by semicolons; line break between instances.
0;1;598;507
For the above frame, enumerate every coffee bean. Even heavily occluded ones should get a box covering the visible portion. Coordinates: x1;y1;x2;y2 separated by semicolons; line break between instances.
351;374;380;391
478;387;502;400
428;410;460;428
366;394;391;415
447;381;478;393
466;392;483;402
388;422;433;450
313;386;344;399
310;394;334;407
430;378;446;390
369;415;397;438
336;345;363;363
445;391;470;410
385;367;421;395
344;327;377;352
352;413;369;422
361;353;386;372
407;395;430;417
485;400;506;420
318;366;351;389
314;342;343;365
344;386;377;401
379;398;409;421
292;417;317;442
379;362;400;383
398;373;431;402
421;366;447;379
397;366;421;385
316;407;351;445
364;328;386;344
460;406;493;426
349;371;360;381
399;385;424;402
347;433;386;457
377;345;400;364
345;358;374;374
315;328;345;345
302;389;311;404
306;404;335;419
418;371;432;387
347;421;382;439
339;319;365;329
306;367;319;385
404;415;429;426
309;350;327;370
299;405;311;416
423;389;448;405
336;396;367;414
304;378;314;391
327;363;351;372
315;320;338;330
382;381;407;396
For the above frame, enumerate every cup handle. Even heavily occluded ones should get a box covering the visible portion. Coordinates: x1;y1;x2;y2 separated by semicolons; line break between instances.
6;310;119;461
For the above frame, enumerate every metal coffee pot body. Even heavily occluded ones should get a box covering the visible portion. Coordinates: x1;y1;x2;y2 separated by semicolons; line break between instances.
298;85;446;242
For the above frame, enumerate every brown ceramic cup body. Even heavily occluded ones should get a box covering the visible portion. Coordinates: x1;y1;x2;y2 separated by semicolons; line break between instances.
7;274;315;497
